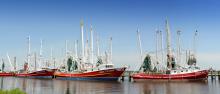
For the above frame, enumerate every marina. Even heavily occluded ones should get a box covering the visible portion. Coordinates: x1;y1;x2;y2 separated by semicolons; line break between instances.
0;0;220;94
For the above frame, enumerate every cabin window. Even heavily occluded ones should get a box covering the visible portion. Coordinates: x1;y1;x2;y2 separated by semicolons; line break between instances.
174;71;176;73
181;71;183;72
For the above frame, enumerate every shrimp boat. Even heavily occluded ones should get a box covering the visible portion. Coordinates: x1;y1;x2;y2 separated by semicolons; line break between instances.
16;37;57;78
132;20;208;81
55;21;126;81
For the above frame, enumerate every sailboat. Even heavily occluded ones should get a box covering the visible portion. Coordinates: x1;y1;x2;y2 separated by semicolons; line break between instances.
132;20;208;81
16;36;57;78
55;21;126;81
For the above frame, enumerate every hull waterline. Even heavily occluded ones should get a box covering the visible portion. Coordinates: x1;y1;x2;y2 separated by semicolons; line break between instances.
55;67;126;81
132;70;208;81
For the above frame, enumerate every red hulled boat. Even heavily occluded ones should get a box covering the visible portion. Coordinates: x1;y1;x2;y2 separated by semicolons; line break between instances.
132;20;208;81
0;72;14;76
16;68;57;78
55;65;126;81
132;69;208;81
55;21;126;81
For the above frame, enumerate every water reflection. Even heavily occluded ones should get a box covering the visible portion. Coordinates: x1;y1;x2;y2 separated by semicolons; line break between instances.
0;77;219;94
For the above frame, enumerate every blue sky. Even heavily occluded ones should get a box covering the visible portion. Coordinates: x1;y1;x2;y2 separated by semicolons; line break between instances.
0;0;220;70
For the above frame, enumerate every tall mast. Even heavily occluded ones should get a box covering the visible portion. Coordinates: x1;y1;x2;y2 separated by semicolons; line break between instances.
65;40;69;57
34;52;37;71
137;29;143;61
39;39;43;68
14;57;16;71
85;29;89;62
165;19;172;69
109;37;113;64
156;30;159;61
50;47;53;63
96;32;100;57
193;30;198;58
6;53;13;71
80;20;85;62
176;30;181;65
159;31;164;64
40;39;43;57
75;40;78;58
27;36;31;64
90;25;94;64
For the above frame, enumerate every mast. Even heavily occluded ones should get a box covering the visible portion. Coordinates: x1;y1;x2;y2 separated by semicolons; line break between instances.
75;40;78;58
96;32;100;57
176;30;181;65
85;29;89;63
137;29;143;61
27;36;31;65
109;36;113;64
14;57;16;71
50;47;53;65
193;30;198;58
65;40;69;58
90;25;94;64
159;31;164;65
80;20;85;62
156;30;159;61
34;52;37;71
165;19;172;69
39;39;43;68
6;53;14;71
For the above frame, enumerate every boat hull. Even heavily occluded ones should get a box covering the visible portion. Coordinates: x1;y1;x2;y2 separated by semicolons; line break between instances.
0;72;14;76
16;69;57;78
132;70;208;81
55;67;126;81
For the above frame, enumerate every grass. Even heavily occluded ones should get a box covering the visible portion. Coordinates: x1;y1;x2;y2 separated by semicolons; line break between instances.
0;88;26;94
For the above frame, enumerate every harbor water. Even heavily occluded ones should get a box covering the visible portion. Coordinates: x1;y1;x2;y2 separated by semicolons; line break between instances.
0;77;219;94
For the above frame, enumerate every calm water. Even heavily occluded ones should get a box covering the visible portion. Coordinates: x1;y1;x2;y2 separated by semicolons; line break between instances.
0;77;219;94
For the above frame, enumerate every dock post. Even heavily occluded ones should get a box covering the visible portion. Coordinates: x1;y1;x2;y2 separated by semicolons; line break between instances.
129;72;132;82
210;70;213;80
121;75;124;81
218;71;220;80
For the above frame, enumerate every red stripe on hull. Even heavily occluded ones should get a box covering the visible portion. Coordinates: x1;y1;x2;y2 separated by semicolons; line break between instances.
16;69;57;77
132;70;208;81
0;72;14;76
55;67;126;78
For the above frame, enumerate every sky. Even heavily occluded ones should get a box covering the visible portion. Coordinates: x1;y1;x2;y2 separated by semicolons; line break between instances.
0;0;220;71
